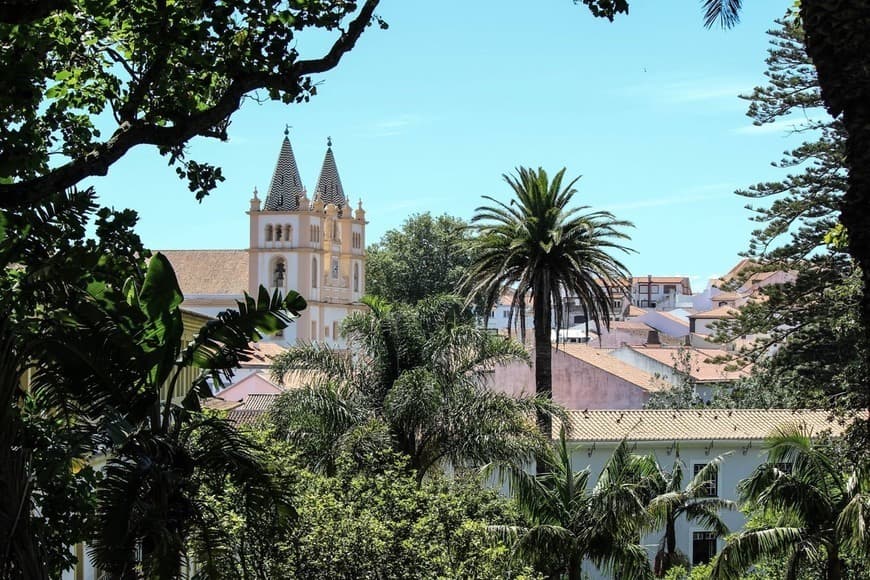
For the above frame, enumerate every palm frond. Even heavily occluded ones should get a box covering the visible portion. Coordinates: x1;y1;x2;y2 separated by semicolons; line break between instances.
702;0;743;29
711;526;809;579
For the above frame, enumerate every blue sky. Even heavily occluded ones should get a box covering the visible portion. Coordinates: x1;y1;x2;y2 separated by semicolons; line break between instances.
89;0;803;291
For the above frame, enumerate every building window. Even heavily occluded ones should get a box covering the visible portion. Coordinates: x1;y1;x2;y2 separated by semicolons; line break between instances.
311;257;318;289
502;310;508;318
613;300;622;309
692;532;717;565
638;284;648;292
275;224;282;241
310;225;320;243
332;321;339;340
693;463;719;497
664;284;677;294
649;284;659;293
311;320;317;340
272;258;286;288
325;325;330;338
284;224;292;245
265;224;273;242
331;257;339;279
352;232;362;249
353;263;360;292
333;221;340;240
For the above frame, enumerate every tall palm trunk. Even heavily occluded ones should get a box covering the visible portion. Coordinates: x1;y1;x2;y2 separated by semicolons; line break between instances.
826;544;841;580
567;552;582;580
533;280;553;473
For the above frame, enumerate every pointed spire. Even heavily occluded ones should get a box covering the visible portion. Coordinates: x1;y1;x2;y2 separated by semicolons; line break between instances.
264;130;304;211
313;136;346;212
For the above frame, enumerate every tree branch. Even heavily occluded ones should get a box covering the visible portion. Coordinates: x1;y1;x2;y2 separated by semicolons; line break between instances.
0;0;70;23
0;0;380;208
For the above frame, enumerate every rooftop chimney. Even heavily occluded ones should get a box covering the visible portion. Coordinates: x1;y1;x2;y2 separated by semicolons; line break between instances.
646;330;662;347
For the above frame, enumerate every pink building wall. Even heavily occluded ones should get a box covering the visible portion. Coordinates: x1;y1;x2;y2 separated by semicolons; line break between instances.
489;349;651;410
216;373;283;403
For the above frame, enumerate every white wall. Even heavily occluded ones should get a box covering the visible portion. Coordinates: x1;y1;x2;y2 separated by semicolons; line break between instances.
571;439;764;579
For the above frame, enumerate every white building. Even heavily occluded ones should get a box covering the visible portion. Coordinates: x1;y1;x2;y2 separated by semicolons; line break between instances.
561;409;847;579
631;276;692;309
162;130;368;349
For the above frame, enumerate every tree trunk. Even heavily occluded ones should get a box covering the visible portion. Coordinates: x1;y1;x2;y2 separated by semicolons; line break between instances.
826;544;841;580
665;514;676;559
801;0;870;364
533;282;553;474
567;552;582;580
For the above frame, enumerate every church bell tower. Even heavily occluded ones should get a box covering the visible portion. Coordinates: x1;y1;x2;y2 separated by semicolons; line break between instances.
247;129;367;347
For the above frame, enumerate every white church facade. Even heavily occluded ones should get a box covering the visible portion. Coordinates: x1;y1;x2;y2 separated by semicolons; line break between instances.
163;130;367;349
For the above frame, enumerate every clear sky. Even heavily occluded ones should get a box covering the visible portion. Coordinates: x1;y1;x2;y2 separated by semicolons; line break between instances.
89;0;802;292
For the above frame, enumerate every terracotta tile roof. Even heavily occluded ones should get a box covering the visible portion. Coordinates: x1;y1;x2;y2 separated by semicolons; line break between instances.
241;393;280;412
497;289;533;307
656;311;690;327
607;319;653;332
558;344;666;392
160;250;248;296
560;409;849;441
225;392;280;426
631;276;689;284
718;259;757;284
226;409;269;426
711;291;742;301
241;342;288;367
690;306;738;320
624;345;749;382
201;397;244;411
746;271;778;284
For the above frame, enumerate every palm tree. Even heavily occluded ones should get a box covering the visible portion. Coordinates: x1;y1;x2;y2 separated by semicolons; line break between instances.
711;423;870;580
647;455;735;576
493;431;656;580
463;167;633;441
269;294;557;483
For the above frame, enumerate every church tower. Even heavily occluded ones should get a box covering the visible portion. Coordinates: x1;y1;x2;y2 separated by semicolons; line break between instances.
248;129;367;347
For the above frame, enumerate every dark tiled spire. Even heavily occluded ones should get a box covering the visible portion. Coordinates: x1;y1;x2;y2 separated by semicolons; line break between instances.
313;137;347;211
264;126;304;211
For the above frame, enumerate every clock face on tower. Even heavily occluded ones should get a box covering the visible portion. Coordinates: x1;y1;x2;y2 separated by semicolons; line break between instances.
331;257;339;279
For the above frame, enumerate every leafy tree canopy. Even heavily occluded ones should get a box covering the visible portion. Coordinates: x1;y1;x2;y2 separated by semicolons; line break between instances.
710;17;867;451
0;0;384;206
269;294;554;482
197;425;542;580
366;212;473;304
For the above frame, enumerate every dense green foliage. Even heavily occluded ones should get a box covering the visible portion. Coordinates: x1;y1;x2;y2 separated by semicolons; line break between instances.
711;16;867;453
464;167;633;440
366;213;474;304
496;433;652;580
270;294;555;482
197;432;541;579
0;190;149;577
711;425;870;580
0;1;384;206
648;455;735;576
0;189;306;578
